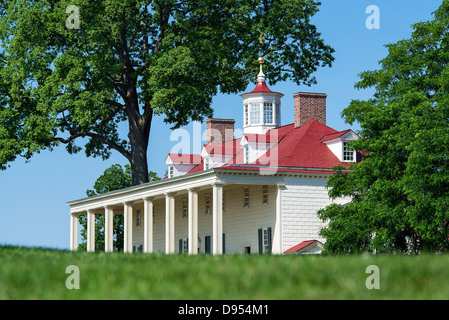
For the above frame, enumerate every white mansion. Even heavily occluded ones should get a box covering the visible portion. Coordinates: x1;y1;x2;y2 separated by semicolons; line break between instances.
67;60;357;255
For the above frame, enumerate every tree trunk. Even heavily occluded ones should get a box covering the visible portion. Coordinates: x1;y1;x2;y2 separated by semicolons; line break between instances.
128;120;150;186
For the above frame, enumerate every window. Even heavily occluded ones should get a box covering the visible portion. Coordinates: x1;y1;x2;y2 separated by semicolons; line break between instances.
262;185;268;204
244;145;249;163
204;157;209;170
258;227;272;254
205;194;211;214
222;191;225;212
182;198;187;218
168;165;174;178
275;104;281;126
244;187;249;207
250;103;260;124
343;141;354;161
244;104;249;126
263;102;273;124
205;236;211;254
179;238;188;253
263;229;269;253
136;211;141;226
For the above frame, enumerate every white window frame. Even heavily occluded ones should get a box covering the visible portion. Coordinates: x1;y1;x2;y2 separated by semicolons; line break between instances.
250;103;260;124
244;145;249;164
263;229;269;253
205;194;211;214
168;165;174;178
182;198;187;218
244;104;249;126
263;102;273;124
136;211;141;227
343;141;355;162
275;103;281;126
244;187;249;207
262;185;268;204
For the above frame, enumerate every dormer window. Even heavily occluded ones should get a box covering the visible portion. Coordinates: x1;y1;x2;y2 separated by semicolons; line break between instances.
168;165;174;178
321;130;359;162
343;141;354;162
244;145;249;163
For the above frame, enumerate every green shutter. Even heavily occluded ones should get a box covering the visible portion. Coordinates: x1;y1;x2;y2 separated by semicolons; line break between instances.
267;227;272;254
222;233;226;254
258;228;263;254
179;239;183;254
205;236;211;254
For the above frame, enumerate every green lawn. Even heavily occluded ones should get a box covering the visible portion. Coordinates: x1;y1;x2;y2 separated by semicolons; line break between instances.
0;245;448;299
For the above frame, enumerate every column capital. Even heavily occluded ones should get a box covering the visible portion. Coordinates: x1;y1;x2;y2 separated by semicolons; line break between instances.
276;183;286;190
122;201;133;206
143;196;154;202
103;205;114;210
164;192;175;198
211;182;224;188
187;187;200;193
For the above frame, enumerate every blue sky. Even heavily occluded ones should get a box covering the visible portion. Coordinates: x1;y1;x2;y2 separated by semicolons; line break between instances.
0;1;441;249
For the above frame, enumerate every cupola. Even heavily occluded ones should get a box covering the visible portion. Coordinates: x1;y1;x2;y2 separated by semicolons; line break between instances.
240;57;284;134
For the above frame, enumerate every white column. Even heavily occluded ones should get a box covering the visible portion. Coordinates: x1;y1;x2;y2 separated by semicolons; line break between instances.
104;206;114;253
188;188;199;254
87;210;95;252
212;183;223;255
143;197;154;253
272;184;285;254
165;193;175;254
123;202;133;253
70;213;78;251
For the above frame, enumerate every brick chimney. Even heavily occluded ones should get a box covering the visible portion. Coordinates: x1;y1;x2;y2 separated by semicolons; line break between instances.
206;118;235;145
293;92;327;128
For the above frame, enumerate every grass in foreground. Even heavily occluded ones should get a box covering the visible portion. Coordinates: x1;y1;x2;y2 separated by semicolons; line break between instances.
0;245;448;299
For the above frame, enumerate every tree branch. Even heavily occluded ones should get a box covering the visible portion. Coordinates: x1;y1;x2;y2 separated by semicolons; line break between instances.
54;131;131;162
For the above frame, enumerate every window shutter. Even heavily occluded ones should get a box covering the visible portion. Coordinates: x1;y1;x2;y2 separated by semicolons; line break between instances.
179;239;183;254
258;228;263;254
222;233;226;254
205;236;211;254
267;227;272;254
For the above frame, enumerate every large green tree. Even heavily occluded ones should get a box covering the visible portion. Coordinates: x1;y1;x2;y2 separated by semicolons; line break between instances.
0;0;334;185
318;1;449;254
78;164;160;252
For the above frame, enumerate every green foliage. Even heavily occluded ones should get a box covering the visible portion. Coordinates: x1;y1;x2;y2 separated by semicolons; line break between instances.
78;164;160;252
318;1;449;254
0;0;334;185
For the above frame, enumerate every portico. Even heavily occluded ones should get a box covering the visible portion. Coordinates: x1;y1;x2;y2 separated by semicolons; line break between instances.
67;169;285;255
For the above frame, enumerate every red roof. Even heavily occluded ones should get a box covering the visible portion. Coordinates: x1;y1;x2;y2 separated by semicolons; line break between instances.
204;139;242;156
250;81;274;93
167;153;202;165
240;81;283;96
283;240;322;254
182;119;353;175
253;120;349;169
